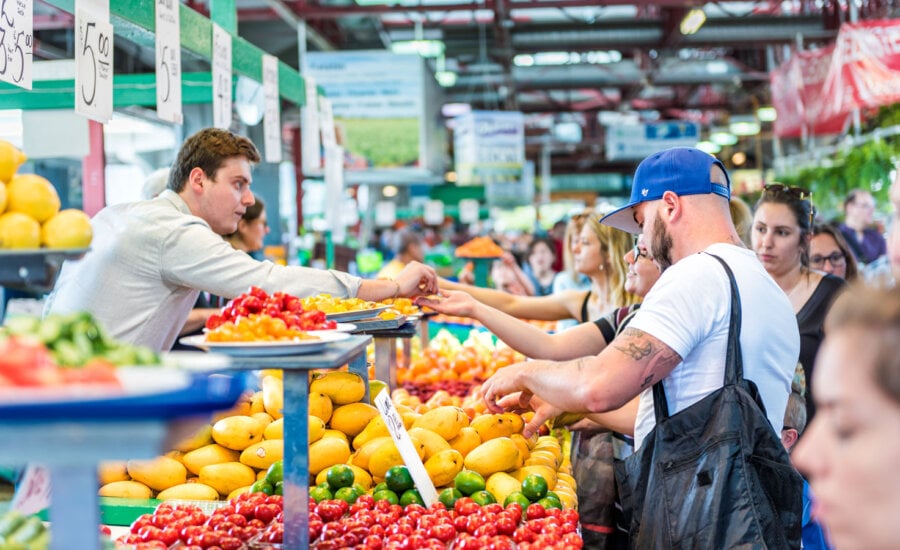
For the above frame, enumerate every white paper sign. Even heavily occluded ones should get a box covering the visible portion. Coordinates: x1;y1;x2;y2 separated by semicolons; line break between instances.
11;465;50;515
155;0;182;124
374;389;438;506
262;54;281;163
74;8;114;123
301;77;321;174
212;24;232;129
0;0;33;89
324;145;345;244
458;199;480;224
319;96;336;149
423;200;445;226
375;200;396;228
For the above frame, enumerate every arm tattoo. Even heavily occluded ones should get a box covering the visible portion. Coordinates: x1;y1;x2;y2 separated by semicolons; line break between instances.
614;327;682;390
614;327;652;360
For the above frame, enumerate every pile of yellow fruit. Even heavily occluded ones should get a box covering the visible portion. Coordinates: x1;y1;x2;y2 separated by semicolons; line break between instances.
0;139;92;250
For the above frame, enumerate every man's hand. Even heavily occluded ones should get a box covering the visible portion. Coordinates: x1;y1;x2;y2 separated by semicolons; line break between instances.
481;361;531;414
494;391;564;438
395;261;438;297
414;290;477;317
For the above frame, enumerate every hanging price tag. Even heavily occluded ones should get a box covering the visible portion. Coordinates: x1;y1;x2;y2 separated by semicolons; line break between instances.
301;77;321;174
424;200;445;226
155;0;182;124
262;54;281;163
319;96;336;149
375;201;396;228
374;389;439;507
0;0;33;89
458;199;480;224
74;8;113;122
211;24;232;129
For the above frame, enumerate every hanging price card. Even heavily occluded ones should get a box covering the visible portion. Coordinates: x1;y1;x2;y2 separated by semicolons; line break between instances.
424;200;445;226
301;77;321;174
74;7;113;122
459;198;480;224
155;0;182;124
0;0;33;89
319;96;336;149
212;23;232;129
262;54;281;163
375;200;396;228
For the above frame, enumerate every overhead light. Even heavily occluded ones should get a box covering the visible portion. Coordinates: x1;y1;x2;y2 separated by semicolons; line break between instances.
731;151;747;166
680;8;706;35
382;185;398;198
756;106;777;122
729;115;760;136
695;140;721;154
391;40;445;58
445;171;457;183
435;71;457;87
442;103;471;118
513;54;534;67
710;127;738;146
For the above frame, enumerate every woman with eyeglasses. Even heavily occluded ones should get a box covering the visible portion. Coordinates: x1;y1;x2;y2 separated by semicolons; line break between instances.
752;184;847;420
810;224;859;282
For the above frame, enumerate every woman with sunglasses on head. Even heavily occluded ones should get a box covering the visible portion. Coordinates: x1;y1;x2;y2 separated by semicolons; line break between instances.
810;223;859;283
752;184;847;420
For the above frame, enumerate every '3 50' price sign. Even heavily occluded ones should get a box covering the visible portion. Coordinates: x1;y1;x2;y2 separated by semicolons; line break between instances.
75;9;113;122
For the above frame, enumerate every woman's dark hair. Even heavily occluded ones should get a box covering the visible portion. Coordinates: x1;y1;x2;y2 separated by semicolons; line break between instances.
527;236;556;260
169;128;261;192
812;223;859;282
224;195;265;240
756;183;814;267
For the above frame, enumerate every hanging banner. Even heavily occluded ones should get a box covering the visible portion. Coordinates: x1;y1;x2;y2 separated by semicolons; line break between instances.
454;111;525;187
262;54;281;163
324;145;345;243
0;0;33;89
212;24;232;130
155;0;182;124
605;121;700;161
771;46;846;137
74;0;113;123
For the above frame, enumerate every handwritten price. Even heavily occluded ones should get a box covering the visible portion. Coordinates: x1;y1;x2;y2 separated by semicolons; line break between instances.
80;21;111;106
0;0;32;84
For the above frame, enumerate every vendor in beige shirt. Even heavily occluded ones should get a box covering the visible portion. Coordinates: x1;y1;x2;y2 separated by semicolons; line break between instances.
45;128;438;351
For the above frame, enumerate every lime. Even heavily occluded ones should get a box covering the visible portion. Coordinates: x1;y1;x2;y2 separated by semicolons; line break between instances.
399;489;425;507
373;482;389;494
504;491;531;509
334;486;361;505
470;490;496;506
250;480;274;495
520;474;549;501
372;489;400;505
543;491;562;507
385;466;414;494
353;483;367;496
310;486;333;503
326;464;355;491
274;481;283;496
453;470;486;496
317;481;331;491
438;487;463;508
537;496;562;510
265;460;284;485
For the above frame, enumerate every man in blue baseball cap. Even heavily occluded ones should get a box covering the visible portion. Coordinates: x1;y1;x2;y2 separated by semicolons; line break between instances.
479;146;803;546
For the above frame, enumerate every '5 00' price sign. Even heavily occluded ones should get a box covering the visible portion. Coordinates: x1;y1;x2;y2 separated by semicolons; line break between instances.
75;9;113;122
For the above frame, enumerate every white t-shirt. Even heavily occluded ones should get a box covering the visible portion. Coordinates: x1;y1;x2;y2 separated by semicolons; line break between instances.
628;243;799;449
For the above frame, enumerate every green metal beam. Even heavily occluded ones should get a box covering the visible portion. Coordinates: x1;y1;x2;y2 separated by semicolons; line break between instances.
210;0;238;35
38;0;304;106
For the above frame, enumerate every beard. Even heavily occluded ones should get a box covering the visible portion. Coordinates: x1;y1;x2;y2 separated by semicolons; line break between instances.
651;211;674;271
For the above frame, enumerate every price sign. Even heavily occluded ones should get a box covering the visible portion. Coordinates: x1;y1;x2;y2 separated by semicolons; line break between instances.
74;7;113;123
211;23;232;129
262;54;281;163
0;0;33;89
424;200;445;226
375;200;396;228
374;389;439;507
458;198;480;224
155;0;182;124
319;96;336;149
301;77;321;174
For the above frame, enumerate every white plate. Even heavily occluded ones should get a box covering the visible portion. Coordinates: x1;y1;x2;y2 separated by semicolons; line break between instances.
178;332;351;357
0;367;192;404
162;351;234;372
309;322;356;334
324;305;391;322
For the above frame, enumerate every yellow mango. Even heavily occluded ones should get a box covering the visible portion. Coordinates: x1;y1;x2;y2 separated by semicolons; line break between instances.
510;434;531;463
172;424;214;453
526;449;559;469
329;402;379;438
157;483;219;501
368;379;388;404
367;435;426;479
486;472;523;506
424;449;464;487
308;417;325;443
251;412;274;426
127;456;187;492
463;437;520;478
227;485;253;501
262;376;284;419
448;427;481;457
411;406;469;440
409;427;451;461
212;399;251;423
264;417;284;441
98;480;152;499
309;392;334;423
352;416;390;450
183;444;241;476
257;470;268;481
165;450;186;466
400;411;420;429
499;412;525;434
513;464;557;491
308;436;351;476
350;436;393;471
557;472;577;489
240;440;284;470
98;461;129;486
470;414;518;442
322;429;349;444
310;371;365;405
249;391;266;415
212;415;266;451
199;462;257;497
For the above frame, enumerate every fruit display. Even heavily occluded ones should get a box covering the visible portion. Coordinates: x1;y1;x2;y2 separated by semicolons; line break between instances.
0;139;92;250
0;510;51;549
300;294;380;315
205;287;336;333
454;236;504;258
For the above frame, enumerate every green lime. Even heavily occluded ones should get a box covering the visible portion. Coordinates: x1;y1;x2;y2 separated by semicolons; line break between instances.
543;491;562;507
399;489;424;507
274;481;283;496
250;480;274;495
265;460;284;485
373;482;389;494
537;496;562;510
438;487;463;508
520;474;549;501
317;481;331;490
310;486;333;503
470;490;496;506
453;470;486;496
353;483;367;496
326;464;355;491
334;486;361;505
385;466;414;494
504;491;532;509
372;489;400;505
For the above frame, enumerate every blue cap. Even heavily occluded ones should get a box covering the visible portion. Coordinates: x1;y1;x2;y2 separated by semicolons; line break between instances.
600;147;731;234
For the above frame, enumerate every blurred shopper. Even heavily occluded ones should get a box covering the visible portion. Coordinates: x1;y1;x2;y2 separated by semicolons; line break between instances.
489;251;535;296
889;172;900;284
377;228;425;280
793;285;900;550
752;184;846;420
838;189;886;265
730;196;754;246
522;236;558;296
224;194;269;258
552;212;592;331
810;224;858;282
45;128;437;351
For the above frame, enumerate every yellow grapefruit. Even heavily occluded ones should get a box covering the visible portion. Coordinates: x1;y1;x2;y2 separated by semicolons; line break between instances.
41;209;93;249
0;212;41;249
0;181;6;213
6;173;61;223
0;140;27;184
